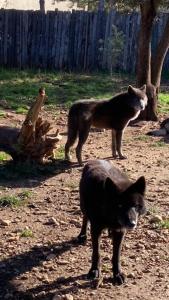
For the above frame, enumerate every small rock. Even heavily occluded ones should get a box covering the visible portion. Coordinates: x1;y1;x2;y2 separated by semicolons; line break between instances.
58;260;69;265
64;295;73;300
127;272;135;279
0;219;11;226
52;294;62;300
150;215;163;223
48;217;59;226
46;253;56;260
7;236;19;242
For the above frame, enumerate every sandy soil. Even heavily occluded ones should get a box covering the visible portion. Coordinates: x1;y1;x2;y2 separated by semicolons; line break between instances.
0;108;168;300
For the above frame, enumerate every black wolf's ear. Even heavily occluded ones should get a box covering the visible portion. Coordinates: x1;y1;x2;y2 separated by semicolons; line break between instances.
128;85;136;95
139;84;146;93
126;176;146;196
105;177;119;195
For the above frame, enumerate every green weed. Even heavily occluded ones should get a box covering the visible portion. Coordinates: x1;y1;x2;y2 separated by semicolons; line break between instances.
148;206;159;214
158;93;169;114
0;152;11;161
134;135;149;142
54;145;65;160
0;190;32;207
18;190;33;199
20;228;34;238
150;141;166;147
66;181;78;189
0;110;5;117
158;219;169;229
0;195;22;207
15;106;28;114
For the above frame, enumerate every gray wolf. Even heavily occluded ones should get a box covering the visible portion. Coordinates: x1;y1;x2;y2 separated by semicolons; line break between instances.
78;159;146;285
65;85;147;165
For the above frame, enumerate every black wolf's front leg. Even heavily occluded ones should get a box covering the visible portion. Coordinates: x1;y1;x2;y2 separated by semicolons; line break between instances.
112;230;125;285
77;214;88;244
88;225;102;280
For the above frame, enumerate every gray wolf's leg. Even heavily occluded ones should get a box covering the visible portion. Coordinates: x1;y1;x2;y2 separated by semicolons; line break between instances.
112;129;117;158
65;128;77;161
76;124;90;165
116;130;127;159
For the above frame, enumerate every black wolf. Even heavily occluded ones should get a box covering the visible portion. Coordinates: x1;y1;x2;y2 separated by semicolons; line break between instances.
65;85;147;165
78;159;146;285
147;117;169;136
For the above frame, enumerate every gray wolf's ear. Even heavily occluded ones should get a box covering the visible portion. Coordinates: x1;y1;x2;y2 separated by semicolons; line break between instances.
140;84;146;92
127;176;146;196
128;85;136;95
105;177;119;195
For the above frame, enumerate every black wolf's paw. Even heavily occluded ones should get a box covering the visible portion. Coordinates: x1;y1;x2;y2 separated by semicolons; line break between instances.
77;234;87;245
113;273;125;285
87;268;100;280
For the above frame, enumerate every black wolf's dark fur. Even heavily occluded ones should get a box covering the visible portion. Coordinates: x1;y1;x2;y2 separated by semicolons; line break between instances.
65;85;147;165
78;159;146;285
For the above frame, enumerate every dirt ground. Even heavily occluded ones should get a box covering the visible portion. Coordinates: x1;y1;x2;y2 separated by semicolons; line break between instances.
0;108;168;300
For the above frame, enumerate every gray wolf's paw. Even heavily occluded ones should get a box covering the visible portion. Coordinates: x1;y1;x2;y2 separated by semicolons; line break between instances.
87;268;100;280
119;155;127;160
65;154;72;162
113;273;125;285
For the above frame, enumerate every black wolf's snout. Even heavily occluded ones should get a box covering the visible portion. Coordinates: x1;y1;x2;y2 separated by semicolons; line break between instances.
127;207;138;230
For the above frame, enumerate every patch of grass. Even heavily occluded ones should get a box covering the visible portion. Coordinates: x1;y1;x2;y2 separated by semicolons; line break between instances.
0;151;11;161
149;206;159;214
158;219;169;229
15;106;28;114
150;141;166;147
20;228;34;238
134;135;149;142
0;195;22;207
158;93;169;114
66;181;78;189
54;145;65;160
0;110;5;117
18;190;33;199
0;190;32;207
0;68;133;112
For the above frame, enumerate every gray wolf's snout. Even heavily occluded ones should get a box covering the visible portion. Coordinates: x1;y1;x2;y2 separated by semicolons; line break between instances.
140;99;146;110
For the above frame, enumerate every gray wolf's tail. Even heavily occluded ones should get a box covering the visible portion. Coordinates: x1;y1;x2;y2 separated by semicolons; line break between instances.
66;106;79;145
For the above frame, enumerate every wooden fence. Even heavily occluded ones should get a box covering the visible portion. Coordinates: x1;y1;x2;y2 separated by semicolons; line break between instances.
0;9;168;73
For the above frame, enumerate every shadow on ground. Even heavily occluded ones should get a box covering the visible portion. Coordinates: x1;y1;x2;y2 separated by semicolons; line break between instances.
0;237;92;300
0;160;81;188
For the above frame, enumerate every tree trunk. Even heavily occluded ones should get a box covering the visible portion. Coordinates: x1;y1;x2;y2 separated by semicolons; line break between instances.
39;0;45;12
137;0;160;121
0;89;62;163
151;16;169;92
